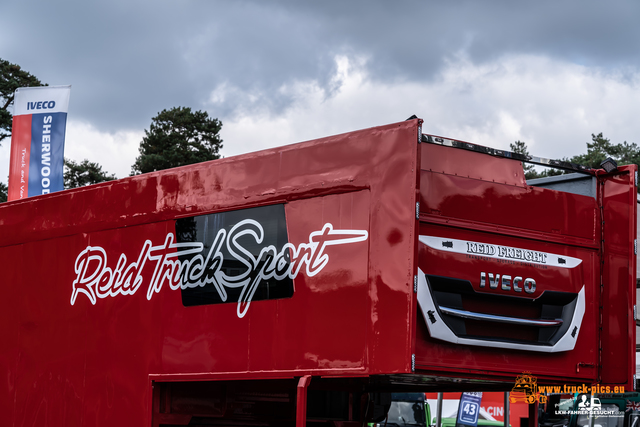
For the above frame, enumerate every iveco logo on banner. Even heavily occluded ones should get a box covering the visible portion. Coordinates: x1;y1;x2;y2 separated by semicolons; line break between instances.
7;85;71;201
26;101;57;110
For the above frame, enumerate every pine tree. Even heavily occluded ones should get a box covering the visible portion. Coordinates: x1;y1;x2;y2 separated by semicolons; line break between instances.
131;107;223;174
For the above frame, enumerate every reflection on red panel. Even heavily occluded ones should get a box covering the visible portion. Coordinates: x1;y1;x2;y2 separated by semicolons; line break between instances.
1;119;635;426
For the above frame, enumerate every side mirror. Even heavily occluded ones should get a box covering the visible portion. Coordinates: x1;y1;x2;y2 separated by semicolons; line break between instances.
366;392;392;423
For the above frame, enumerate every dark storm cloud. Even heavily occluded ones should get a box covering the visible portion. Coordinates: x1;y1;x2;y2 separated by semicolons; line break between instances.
1;1;197;130
1;0;638;132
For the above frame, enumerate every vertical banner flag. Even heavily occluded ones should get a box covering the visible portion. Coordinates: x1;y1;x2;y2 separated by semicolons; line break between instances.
456;392;483;427
8;85;71;201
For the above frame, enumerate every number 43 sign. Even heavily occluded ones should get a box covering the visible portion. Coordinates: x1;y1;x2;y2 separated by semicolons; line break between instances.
456;392;484;427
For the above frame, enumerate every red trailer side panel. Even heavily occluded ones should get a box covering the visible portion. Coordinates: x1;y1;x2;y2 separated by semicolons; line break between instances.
0;120;635;426
0;120;421;426
600;165;637;387
415;140;635;387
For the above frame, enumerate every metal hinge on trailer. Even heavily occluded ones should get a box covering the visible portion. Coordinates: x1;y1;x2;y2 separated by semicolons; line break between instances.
414;275;418;293
635;374;638;391
635;239;637;255
635;304;637;322
411;354;416;372
635;171;638;187
416;202;420;219
422;134;594;175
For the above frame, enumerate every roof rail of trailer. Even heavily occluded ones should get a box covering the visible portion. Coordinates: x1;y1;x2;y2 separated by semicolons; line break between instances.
421;133;595;175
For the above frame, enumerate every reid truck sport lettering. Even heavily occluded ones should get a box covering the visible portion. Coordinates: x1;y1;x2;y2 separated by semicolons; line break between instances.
71;221;368;318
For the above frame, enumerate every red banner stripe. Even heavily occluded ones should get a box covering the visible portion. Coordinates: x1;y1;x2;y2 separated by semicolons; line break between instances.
8;114;33;201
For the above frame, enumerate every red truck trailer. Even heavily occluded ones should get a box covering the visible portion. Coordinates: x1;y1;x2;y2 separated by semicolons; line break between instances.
0;119;636;426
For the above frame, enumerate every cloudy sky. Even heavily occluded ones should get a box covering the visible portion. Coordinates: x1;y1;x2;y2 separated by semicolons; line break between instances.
1;1;640;182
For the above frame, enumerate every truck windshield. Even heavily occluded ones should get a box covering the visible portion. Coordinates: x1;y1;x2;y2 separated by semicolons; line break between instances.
384;400;426;426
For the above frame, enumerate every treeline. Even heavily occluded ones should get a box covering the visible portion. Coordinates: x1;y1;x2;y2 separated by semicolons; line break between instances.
512;133;640;180
2;57;639;203
0;58;222;202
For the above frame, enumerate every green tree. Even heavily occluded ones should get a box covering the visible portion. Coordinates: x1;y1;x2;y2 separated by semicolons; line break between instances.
570;133;640;169
131;107;223;175
514;133;640;185
510;140;567;179
510;140;538;179
64;158;116;189
1;58;46;144
0;182;7;203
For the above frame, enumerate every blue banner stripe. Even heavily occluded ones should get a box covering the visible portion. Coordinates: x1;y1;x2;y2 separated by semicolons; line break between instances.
28;112;67;196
